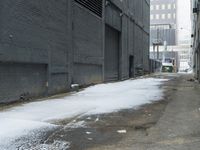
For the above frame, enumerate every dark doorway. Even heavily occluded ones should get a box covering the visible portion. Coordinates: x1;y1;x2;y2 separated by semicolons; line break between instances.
105;25;120;82
129;55;134;78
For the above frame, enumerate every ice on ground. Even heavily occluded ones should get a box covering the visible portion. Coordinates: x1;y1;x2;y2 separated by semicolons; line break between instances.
64;120;86;129
0;118;55;147
0;78;168;148
26;140;70;150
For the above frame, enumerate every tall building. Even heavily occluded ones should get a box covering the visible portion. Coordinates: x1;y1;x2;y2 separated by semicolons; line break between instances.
0;0;150;103
150;0;192;72
150;0;177;46
192;0;200;80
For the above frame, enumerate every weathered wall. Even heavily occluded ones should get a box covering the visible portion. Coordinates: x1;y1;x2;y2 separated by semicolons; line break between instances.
134;0;150;74
0;0;150;103
192;0;200;80
0;0;70;102
107;0;150;78
0;63;47;103
72;3;103;85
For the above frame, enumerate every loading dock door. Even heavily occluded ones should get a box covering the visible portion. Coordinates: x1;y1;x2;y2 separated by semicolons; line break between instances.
129;55;134;78
105;25;120;81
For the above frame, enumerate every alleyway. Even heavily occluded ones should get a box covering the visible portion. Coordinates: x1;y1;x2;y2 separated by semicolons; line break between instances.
1;74;200;150
85;74;200;150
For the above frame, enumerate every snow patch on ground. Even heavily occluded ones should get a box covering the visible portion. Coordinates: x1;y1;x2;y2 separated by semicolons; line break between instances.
65;120;86;129
0;118;55;147
0;78;168;148
18;140;70;150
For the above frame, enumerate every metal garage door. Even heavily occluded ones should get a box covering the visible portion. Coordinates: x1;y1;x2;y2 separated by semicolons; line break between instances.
105;25;120;81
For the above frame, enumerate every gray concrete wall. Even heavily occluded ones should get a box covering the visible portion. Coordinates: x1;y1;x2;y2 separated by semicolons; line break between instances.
72;3;103;85
0;0;150;103
0;0;70;103
109;0;150;77
192;0;200;80
0;63;47;103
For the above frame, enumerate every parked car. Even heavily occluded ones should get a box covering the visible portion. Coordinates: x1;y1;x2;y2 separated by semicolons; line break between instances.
162;63;174;73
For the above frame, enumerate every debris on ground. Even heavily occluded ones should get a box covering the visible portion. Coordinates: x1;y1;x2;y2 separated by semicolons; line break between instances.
117;130;127;134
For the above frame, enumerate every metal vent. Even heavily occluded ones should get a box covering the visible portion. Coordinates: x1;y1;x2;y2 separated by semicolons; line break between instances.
75;0;103;17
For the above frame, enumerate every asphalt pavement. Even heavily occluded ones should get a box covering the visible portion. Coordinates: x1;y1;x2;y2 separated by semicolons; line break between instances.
1;73;200;150
87;73;200;150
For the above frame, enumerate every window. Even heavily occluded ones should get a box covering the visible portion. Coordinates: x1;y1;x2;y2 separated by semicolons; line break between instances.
156;14;159;19
173;13;176;19
151;24;171;30
75;0;103;17
150;14;154;20
168;4;171;9
151;5;154;10
161;14;165;19
156;5;159;10
162;4;165;10
174;4;176;9
167;13;171;19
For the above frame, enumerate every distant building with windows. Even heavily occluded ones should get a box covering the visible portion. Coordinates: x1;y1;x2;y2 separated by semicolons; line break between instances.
150;0;192;72
150;0;177;46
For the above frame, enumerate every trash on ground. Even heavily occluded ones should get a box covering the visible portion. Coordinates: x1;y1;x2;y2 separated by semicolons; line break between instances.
117;130;127;134
86;132;92;135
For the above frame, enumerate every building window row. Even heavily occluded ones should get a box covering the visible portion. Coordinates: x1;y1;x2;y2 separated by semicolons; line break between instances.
151;13;176;20
150;3;176;10
150;24;173;30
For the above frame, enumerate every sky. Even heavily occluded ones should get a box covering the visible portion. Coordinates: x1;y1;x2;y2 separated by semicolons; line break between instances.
177;0;192;45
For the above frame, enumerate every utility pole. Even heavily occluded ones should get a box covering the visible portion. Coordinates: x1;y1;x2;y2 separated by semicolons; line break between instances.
162;41;167;63
157;45;159;60
153;44;156;60
156;28;160;60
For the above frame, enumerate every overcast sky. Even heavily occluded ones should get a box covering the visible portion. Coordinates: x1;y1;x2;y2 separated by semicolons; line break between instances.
177;0;192;44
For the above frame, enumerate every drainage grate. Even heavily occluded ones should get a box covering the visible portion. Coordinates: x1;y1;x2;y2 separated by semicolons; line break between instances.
75;0;103;17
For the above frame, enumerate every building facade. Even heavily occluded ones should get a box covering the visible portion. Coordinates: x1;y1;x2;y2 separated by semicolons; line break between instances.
192;0;200;80
150;0;177;46
150;44;192;71
0;0;150;103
